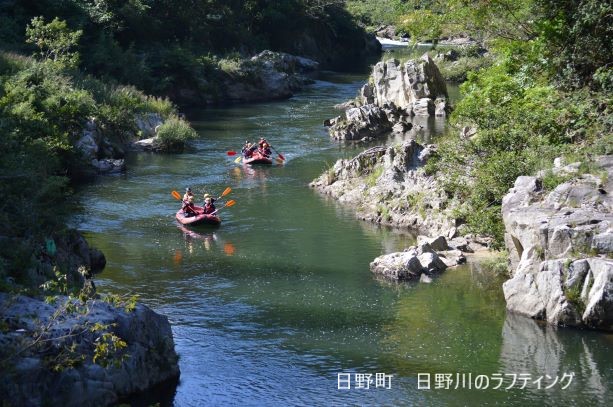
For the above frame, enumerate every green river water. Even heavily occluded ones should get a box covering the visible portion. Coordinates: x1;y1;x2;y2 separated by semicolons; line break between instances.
73;47;612;406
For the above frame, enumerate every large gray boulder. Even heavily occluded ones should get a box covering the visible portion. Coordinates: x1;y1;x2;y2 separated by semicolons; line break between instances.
370;243;447;281
0;294;180;406
328;104;393;141
502;155;613;330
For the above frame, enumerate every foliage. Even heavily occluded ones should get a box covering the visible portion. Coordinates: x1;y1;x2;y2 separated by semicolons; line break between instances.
155;115;197;152
534;0;613;90
1;0;374;98
25;16;82;69
346;0;410;26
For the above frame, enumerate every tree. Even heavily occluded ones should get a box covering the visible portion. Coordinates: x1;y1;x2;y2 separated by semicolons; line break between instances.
25;16;82;68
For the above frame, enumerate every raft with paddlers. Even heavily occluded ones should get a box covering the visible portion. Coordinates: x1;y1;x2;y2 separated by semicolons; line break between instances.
171;187;235;226
175;206;221;226
242;150;273;165
227;138;285;165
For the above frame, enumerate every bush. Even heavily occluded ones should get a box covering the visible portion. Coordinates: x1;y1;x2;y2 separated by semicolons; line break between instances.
155;116;197;152
437;55;494;83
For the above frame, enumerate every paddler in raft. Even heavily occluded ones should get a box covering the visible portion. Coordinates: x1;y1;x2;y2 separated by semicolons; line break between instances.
202;194;216;215
242;140;256;158
182;187;197;217
257;138;272;157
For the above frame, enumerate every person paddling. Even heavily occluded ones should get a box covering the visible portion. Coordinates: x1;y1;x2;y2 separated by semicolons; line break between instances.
258;138;272;157
202;194;216;215
182;187;196;217
242;141;256;158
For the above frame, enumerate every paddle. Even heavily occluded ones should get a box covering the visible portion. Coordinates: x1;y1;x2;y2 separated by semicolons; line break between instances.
234;156;242;164
211;199;236;215
227;151;237;156
268;144;285;161
217;187;232;200
172;190;182;201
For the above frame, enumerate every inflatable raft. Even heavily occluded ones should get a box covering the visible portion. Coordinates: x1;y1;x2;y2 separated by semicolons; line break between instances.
176;206;221;226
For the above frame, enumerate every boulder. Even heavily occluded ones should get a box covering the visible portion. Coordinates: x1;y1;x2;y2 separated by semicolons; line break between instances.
417;235;450;251
369;54;447;111
76;133;98;160
135;113;164;139
91;159;125;174
438;249;466;267
224;51;319;103
502;155;613;330
328;104;393;141
0;294;180;406
370;243;447;281
130;137;161;152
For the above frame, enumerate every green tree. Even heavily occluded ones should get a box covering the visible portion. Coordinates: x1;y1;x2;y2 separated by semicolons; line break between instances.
25;17;82;68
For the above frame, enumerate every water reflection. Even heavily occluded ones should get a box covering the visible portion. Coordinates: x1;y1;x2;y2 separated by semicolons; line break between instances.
176;224;236;258
500;313;612;404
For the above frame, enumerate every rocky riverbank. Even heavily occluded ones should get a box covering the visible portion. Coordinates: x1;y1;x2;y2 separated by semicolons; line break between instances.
310;139;455;236
501;156;613;330
310;137;489;283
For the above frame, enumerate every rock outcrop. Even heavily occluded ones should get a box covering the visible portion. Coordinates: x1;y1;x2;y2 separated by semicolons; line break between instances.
502;156;613;330
324;54;449;141
221;51;319;103
367;54;448;113
0;293;180;406
310;139;456;237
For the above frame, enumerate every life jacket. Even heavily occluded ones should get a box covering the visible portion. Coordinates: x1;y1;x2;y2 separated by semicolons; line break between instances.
202;203;216;215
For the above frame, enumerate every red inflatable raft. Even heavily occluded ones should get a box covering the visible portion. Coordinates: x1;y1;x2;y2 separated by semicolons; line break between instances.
243;151;273;165
176;206;221;226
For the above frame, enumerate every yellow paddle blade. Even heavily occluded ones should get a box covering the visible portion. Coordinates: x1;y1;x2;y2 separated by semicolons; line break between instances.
225;200;236;207
221;187;232;197
234;156;242;164
172;190;181;200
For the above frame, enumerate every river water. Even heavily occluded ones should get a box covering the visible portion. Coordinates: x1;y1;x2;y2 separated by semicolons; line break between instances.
73;47;612;406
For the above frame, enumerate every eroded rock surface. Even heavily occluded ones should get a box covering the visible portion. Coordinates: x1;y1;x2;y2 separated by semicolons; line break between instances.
502;156;613;330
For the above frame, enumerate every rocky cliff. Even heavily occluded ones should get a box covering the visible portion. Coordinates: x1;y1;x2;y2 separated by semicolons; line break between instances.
324;54;449;141
502;156;613;330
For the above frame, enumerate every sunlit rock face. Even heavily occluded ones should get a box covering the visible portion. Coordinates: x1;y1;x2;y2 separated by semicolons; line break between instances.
502;156;613;330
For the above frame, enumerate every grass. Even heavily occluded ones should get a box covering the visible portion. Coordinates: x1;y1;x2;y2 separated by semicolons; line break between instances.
366;165;383;187
155;115;197;152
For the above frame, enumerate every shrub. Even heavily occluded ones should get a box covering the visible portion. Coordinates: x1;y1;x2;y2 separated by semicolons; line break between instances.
155;116;197;152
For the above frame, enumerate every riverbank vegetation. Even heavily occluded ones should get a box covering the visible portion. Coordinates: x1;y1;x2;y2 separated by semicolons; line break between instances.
382;0;612;247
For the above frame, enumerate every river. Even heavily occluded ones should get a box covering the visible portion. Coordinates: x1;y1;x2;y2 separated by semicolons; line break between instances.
73;47;612;406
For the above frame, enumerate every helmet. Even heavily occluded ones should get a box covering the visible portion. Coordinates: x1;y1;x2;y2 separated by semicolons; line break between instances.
186;187;192;192
203;193;211;199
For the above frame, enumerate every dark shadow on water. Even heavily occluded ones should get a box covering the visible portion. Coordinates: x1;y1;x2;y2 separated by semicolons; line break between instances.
115;375;179;407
